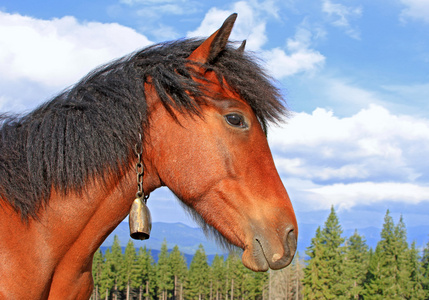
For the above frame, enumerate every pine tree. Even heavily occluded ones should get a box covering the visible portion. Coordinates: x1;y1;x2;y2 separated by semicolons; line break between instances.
395;215;412;298
364;245;385;299
109;235;124;300
136;246;156;300
322;206;346;298
100;248;115;300
230;252;243;299
156;240;173;300
224;253;235;299
188;244;209;299
92;249;104;300
122;239;139;300
168;245;188;300
227;251;256;299
422;240;429;298
406;241;426;299
249;267;268;300
303;206;346;299
210;254;226;299
364;211;411;299
365;210;397;299
343;230;369;299
303;226;326;299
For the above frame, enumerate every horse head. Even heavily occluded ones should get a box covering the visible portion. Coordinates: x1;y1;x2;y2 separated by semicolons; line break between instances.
143;14;297;271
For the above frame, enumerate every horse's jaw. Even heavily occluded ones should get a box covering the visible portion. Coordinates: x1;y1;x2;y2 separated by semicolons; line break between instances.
178;180;298;272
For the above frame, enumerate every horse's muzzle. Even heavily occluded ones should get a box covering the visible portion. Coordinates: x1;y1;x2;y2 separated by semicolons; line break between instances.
242;224;297;271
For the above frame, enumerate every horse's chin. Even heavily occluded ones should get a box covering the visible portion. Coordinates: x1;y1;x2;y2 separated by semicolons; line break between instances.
241;242;270;272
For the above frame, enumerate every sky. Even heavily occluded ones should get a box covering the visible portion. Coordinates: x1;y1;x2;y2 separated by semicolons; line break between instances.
1;0;429;247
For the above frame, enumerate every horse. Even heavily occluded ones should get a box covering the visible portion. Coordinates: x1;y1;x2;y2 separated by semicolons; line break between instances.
0;14;297;299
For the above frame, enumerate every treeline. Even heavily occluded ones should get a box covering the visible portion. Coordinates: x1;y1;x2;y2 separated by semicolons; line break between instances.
92;208;429;299
91;236;295;300
303;207;429;299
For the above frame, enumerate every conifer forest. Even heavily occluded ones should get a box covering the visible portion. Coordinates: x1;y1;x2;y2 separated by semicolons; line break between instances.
91;208;429;300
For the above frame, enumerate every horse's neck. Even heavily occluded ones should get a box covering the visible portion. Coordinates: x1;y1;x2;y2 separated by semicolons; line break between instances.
49;172;137;258
0;170;137;299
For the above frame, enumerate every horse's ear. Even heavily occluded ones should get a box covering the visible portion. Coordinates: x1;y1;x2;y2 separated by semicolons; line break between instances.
237;40;246;54
188;13;237;64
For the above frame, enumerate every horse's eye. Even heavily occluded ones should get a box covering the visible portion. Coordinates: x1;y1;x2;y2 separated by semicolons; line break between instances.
225;114;247;128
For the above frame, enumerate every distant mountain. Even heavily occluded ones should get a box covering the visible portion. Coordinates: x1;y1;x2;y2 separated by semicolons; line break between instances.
102;222;227;255
102;222;429;259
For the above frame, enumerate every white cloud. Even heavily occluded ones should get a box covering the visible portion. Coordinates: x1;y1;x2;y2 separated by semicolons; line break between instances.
307;182;429;211
324;79;384;109
0;12;152;89
151;24;180;40
269;104;429;210
121;0;185;5
275;158;370;181
322;0;362;39
262;27;325;78
283;179;429;212
400;0;429;23
121;0;199;13
187;1;267;50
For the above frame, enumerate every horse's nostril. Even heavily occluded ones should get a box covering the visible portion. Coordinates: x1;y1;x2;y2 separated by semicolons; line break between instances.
266;225;298;270
285;226;297;255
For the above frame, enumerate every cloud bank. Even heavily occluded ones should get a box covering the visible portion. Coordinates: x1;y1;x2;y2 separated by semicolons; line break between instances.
0;7;325;113
269;104;429;211
0;12;152;87
0;11;152;111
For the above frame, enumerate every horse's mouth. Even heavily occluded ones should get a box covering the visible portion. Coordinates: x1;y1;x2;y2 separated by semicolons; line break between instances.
241;230;297;272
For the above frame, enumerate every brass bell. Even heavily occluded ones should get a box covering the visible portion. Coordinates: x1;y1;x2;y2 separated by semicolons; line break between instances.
129;197;152;240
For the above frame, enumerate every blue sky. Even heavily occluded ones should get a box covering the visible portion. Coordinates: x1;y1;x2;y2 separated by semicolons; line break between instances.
1;0;428;247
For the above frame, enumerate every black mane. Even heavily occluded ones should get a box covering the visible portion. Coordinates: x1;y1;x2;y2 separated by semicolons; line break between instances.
0;38;286;219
